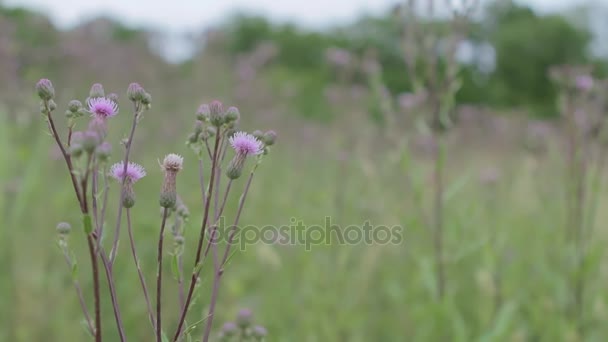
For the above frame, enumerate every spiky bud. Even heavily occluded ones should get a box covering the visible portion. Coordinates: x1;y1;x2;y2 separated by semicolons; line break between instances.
160;154;184;208
209;100;225;127
263;130;277;146
122;183;136;208
68;100;83;113
127;83;145;102
56;222;71;235
226;106;240;123
196;104;211;121
109;162;146;208
89;83;105;98
36;79;55;101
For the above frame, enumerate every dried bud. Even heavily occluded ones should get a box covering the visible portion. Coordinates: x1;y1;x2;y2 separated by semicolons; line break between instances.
36;79;55;101
68;100;83;113
209;100;225;126
95;142;112;162
107;93;119;103
226;106;240;123
56;222;71;235
252;325;267;340
236;309;253;328
263;130;277;146
196;104;211;121
160;154;184;208
89;83;105;98
127;83;145;102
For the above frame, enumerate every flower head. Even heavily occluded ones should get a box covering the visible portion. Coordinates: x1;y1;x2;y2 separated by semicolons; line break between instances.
109;162;146;183
36;79;55;100
230;132;263;156
88;97;119;119
161;154;184;172
575;75;594;92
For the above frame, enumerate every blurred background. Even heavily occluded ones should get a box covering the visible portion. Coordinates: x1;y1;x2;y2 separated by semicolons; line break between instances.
2;0;608;340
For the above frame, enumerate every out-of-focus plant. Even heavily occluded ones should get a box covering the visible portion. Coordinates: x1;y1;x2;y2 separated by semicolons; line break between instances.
550;65;608;337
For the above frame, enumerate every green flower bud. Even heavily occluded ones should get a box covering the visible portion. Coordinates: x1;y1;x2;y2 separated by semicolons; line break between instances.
68;100;83;113
89;83;105;98
226;106;240;123
263;130;277;146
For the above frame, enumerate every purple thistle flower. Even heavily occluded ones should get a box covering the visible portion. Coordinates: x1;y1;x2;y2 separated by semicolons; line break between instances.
229;132;263;156
109;162;146;183
88;97;118;119
252;325;267;338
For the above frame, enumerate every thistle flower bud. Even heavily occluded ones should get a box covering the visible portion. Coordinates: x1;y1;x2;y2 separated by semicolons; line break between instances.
122;183;136;208
196;104;211;121
252;325;267;340
209;100;226;127
226;106;240;123
95;142;112;162
110;162;146;208
236;309;253;328
160;154;184;208
252;130;264;140
68;100;83;113
107;93;119;103
226;154;246;179
36;79;55;100
70;131;84;157
194;120;204;135
82;130;101;153
47;99;57;112
89;83;105;98
205;126;217;138
222;322;238;336
187;132;199;144
142;92;152;106
127;83;145;102
56;222;71;235
263;130;277;146
176;203;190;220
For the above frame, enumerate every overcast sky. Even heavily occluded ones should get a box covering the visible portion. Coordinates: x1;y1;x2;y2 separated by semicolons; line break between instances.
4;0;605;33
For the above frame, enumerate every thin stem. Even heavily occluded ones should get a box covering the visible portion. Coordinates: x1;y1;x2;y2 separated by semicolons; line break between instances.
110;104;140;264
157;208;170;342
99;250;127;342
203;180;233;259
127;208;156;332
98;165;110;251
44;106;84;209
202;167;258;342
173;132;222;342
86;235;103;342
178;253;185;313
432;136;445;300
198;159;206;209
62;250;95;336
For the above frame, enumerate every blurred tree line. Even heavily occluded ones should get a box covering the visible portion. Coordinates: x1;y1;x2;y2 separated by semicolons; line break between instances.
218;0;603;118
1;0;605;119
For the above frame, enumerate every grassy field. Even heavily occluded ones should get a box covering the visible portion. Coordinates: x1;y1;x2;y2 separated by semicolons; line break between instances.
1;56;608;342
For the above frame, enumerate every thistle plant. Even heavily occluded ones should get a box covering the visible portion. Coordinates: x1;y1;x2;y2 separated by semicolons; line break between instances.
396;0;478;301
36;79;275;341
217;309;268;342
